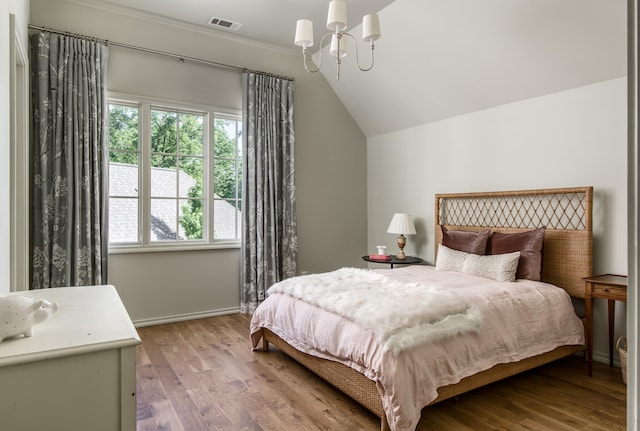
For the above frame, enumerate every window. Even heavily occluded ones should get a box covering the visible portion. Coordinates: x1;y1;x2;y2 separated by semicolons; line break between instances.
213;117;243;240
150;108;205;241
107;98;242;249
108;103;140;244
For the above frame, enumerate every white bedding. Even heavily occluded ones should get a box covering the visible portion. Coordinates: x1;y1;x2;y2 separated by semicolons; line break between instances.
267;267;483;353
250;265;585;431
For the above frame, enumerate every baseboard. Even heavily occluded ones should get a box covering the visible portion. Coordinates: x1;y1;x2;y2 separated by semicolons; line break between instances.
133;307;241;327
592;349;622;368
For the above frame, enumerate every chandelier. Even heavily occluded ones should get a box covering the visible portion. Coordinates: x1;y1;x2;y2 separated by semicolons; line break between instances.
294;0;382;81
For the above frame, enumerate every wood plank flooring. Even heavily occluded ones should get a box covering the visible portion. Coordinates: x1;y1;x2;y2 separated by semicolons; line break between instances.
135;314;626;431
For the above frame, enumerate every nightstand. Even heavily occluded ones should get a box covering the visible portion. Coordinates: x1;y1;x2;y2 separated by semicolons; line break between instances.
583;274;627;377
362;255;422;269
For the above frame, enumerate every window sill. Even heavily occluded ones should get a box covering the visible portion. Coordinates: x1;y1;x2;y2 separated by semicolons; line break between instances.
109;242;241;255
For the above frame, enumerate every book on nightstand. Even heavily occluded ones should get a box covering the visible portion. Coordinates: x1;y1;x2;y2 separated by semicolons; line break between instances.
368;254;391;261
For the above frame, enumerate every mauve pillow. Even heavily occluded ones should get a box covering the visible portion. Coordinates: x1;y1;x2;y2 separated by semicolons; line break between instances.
441;226;490;255
490;227;546;281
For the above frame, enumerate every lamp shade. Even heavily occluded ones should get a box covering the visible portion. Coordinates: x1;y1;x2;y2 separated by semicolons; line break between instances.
295;19;314;47
329;34;348;58
362;14;381;42
326;0;347;32
387;213;416;235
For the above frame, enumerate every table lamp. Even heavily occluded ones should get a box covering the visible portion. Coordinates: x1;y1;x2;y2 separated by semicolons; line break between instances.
386;213;416;260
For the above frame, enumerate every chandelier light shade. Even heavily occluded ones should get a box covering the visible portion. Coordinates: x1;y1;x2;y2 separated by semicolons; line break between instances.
362;14;381;42
326;0;347;32
294;19;314;48
330;34;348;58
387;213;417;260
294;0;382;80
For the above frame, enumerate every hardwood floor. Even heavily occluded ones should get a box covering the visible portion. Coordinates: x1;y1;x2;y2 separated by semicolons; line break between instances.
135;314;626;431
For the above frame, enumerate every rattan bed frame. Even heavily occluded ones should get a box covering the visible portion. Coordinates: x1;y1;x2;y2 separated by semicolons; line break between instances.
261;186;593;431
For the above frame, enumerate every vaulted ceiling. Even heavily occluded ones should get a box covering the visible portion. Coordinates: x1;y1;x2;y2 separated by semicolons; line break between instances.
76;0;627;137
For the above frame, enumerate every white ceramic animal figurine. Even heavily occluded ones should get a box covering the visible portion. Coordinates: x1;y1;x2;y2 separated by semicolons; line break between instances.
0;296;58;342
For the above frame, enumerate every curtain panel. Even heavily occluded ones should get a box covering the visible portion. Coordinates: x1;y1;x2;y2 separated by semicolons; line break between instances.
241;72;297;313
30;32;109;289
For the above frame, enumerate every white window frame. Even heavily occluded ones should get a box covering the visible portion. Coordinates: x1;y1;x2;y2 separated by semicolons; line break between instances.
9;14;30;291
107;92;242;254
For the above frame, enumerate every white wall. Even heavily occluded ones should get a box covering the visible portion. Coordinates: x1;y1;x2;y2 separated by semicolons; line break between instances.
1;0;30;295
325;0;626;138
367;77;627;364
29;0;368;323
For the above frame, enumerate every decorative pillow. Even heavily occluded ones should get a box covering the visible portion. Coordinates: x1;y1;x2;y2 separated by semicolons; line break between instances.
441;226;490;255
435;244;468;272
436;244;520;282
462;251;521;282
490;227;545;281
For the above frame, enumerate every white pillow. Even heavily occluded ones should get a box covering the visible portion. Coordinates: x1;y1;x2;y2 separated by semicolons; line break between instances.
436;244;520;282
435;244;468;272
462;251;521;282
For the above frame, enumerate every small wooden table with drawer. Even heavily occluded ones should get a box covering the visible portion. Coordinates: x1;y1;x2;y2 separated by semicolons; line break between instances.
583;274;627;377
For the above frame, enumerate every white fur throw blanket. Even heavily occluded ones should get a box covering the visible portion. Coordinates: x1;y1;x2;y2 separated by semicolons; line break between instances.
267;268;482;353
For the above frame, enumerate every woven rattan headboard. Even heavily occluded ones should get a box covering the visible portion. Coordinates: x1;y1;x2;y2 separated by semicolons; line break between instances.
434;187;593;298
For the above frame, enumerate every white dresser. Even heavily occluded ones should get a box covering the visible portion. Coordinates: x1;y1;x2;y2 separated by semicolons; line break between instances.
0;285;141;431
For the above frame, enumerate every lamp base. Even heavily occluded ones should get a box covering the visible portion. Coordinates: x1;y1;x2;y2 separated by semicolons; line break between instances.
396;234;407;260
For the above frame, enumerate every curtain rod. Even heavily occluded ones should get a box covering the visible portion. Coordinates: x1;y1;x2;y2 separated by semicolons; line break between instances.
28;24;294;82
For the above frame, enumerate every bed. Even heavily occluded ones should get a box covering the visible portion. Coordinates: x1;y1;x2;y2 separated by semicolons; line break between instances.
250;187;593;431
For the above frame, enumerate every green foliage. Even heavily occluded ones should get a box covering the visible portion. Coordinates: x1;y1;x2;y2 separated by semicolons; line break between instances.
180;182;203;240
108;104;138;165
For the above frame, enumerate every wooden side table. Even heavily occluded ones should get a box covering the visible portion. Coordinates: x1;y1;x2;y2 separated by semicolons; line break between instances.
362;255;422;269
583;274;627;377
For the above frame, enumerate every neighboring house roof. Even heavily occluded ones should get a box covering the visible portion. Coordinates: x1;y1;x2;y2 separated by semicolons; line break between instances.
109;163;241;242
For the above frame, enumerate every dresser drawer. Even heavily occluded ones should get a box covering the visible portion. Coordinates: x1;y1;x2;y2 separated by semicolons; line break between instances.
591;283;627;301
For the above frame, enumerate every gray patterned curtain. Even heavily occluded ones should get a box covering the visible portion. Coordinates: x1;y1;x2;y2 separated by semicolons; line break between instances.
30;31;109;289
241;72;297;313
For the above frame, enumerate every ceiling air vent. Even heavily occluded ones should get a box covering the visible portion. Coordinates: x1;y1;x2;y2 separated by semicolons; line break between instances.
208;16;242;31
